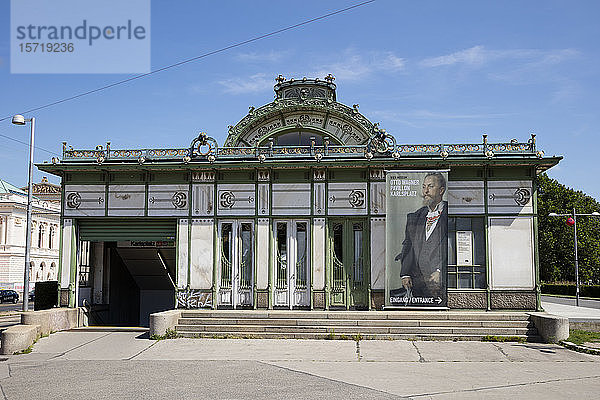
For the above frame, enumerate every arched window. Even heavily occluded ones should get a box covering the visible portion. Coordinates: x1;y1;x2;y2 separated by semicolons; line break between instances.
40;262;46;281
30;222;36;244
29;261;34;282
38;225;44;248
50;262;56;280
273;131;324;146
49;226;55;249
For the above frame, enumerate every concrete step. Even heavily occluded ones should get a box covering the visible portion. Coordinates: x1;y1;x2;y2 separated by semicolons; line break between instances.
175;331;541;342
175;324;537;336
177;317;533;328
179;310;531;321
175;310;538;341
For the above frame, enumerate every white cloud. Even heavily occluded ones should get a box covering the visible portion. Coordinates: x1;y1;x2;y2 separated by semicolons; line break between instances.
313;54;372;81
419;46;580;102
420;46;488;67
380;52;406;71
549;79;581;103
217;73;274;94
219;49;406;90
420;46;578;68
483;48;580;101
312;49;405;81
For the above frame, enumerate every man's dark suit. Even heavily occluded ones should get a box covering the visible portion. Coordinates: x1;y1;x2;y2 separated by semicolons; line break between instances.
393;201;448;298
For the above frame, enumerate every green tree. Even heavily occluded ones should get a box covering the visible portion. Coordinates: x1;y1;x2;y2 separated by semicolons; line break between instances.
537;174;600;283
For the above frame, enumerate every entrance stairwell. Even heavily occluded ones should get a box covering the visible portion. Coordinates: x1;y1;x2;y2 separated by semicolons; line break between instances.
174;310;540;341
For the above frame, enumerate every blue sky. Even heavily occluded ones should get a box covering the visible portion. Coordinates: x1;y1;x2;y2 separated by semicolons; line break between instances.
1;0;599;200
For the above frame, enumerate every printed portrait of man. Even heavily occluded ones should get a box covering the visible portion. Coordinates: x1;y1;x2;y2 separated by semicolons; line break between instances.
391;172;448;300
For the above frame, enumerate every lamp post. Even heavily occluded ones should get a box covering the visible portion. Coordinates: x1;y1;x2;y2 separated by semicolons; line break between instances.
11;114;35;312
548;209;600;306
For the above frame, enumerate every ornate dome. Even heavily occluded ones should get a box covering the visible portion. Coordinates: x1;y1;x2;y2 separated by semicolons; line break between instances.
224;74;377;147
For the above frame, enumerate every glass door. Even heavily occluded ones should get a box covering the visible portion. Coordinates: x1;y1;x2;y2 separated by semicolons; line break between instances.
273;220;310;308
218;220;254;308
329;219;368;309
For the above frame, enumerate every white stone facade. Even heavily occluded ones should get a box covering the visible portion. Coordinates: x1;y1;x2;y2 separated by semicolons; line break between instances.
0;183;60;291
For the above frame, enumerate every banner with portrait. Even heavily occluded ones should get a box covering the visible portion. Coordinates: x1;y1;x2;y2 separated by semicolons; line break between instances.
385;170;448;308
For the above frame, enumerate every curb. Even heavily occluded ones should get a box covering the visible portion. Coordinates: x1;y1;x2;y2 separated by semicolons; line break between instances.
560;340;600;356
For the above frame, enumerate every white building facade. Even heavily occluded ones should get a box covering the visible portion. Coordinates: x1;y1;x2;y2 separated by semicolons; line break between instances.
0;178;61;291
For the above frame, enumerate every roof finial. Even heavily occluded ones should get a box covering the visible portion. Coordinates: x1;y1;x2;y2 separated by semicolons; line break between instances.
275;74;285;84
325;73;335;83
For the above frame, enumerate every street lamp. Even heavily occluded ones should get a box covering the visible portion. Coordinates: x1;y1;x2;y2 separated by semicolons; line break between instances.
548;209;600;306
11;114;35;312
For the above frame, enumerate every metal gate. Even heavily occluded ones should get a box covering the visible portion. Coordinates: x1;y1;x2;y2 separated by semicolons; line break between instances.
78;219;176;242
217;220;254;308
273;220;310;308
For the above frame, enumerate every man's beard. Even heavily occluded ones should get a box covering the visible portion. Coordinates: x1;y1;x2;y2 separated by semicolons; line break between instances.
423;195;438;207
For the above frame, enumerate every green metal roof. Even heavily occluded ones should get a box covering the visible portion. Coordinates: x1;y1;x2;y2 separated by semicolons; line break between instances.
0;178;27;196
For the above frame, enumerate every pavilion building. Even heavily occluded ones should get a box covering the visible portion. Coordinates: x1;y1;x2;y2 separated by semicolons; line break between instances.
38;76;561;326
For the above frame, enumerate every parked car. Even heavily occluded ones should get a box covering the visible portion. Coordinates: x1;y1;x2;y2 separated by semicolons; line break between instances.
0;290;19;304
29;289;35;302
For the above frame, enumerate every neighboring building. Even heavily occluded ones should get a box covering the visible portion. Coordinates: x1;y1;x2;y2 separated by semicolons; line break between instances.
22;176;61;204
38;76;561;326
0;178;60;291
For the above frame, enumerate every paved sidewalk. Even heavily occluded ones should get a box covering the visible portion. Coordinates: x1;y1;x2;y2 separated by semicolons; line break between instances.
0;331;598;399
542;295;600;310
541;299;600;321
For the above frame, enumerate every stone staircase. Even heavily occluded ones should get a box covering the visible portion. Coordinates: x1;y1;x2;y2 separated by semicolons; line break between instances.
174;310;540;341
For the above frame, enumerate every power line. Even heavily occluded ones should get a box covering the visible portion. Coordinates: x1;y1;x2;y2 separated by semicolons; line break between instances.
0;131;60;156
0;0;376;125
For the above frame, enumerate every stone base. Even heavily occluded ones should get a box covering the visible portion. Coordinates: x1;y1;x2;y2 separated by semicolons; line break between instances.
1;325;39;355
149;309;181;337
491;290;536;310
256;291;268;309
370;290;384;310
529;312;569;343
21;307;86;336
60;289;69;307
448;291;487;309
312;291;325;309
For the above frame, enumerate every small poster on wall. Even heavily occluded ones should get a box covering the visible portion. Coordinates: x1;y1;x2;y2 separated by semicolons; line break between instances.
456;231;473;266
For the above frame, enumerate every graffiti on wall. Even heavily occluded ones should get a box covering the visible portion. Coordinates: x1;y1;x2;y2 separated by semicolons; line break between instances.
177;289;213;308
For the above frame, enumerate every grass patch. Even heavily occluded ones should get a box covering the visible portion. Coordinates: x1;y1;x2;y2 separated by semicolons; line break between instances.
11;329;56;355
150;328;179;340
567;329;600;346
14;344;33;355
203;334;255;339
482;335;526;343
323;332;361;341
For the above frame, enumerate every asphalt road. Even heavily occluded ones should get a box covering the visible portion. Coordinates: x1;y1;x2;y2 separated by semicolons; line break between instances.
0;301;32;333
0;315;20;332
541;295;600;309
